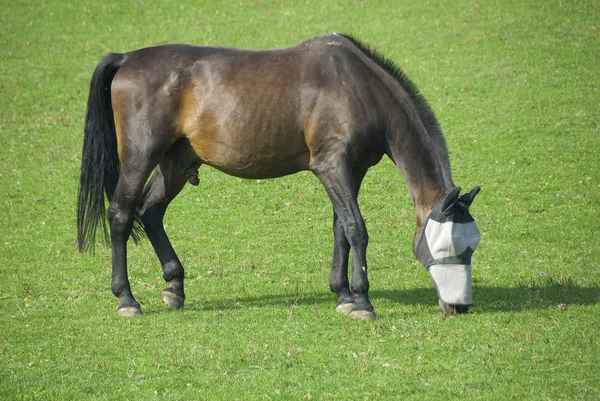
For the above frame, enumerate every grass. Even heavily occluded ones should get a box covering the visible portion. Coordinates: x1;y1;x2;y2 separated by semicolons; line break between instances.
1;0;599;399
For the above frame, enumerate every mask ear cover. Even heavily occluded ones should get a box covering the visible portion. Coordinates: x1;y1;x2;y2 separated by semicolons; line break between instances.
458;186;480;208
440;186;461;213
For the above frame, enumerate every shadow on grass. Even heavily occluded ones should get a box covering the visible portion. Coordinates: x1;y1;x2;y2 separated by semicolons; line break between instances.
374;284;600;313
187;284;600;314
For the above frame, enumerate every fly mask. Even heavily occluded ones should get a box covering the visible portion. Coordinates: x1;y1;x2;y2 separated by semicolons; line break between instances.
416;187;481;307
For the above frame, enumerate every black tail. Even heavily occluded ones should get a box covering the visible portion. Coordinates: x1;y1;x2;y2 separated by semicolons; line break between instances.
77;53;126;252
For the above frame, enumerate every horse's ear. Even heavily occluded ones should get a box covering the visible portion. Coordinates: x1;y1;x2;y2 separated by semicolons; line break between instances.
459;186;481;208
441;187;461;212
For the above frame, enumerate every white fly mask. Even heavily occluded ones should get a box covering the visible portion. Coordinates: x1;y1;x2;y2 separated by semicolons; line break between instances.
416;187;480;310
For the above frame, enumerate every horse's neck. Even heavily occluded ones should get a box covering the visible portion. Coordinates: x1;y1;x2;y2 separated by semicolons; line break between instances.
384;90;454;228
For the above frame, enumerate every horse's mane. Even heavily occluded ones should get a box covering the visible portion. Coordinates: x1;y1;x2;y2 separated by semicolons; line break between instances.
338;33;452;180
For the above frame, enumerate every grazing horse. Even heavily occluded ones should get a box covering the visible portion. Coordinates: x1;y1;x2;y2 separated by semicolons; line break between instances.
77;34;480;319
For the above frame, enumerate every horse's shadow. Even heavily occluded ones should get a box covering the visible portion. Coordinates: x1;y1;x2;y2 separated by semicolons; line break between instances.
188;284;600;314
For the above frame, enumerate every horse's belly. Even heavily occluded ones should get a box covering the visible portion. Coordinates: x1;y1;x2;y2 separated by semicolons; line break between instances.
180;82;311;178
189;134;310;179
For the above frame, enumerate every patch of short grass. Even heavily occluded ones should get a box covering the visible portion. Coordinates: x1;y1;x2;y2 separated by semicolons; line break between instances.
1;0;599;400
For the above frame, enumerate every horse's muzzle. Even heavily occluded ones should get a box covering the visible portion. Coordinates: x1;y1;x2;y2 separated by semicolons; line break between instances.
429;264;472;313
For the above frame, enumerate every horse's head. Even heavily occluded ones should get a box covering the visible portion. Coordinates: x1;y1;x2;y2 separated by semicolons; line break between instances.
416;186;481;315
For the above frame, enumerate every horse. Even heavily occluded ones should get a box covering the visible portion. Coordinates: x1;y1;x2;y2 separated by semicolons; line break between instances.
77;33;480;319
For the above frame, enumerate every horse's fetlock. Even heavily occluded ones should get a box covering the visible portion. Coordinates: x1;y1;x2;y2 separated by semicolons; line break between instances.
111;280;129;298
162;260;184;282
329;282;345;295
351;277;370;296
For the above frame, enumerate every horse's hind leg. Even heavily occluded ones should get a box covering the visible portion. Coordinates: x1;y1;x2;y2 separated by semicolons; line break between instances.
138;145;200;310
109;154;162;316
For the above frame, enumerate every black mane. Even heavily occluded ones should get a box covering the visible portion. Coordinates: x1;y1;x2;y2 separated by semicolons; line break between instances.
338;33;452;178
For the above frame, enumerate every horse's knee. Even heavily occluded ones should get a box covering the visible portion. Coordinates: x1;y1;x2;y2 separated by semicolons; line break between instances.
345;221;368;249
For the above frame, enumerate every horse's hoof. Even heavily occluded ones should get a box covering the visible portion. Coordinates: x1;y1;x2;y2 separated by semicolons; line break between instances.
116;306;143;317
335;303;355;314
438;300;469;316
348;309;377;320
162;290;185;310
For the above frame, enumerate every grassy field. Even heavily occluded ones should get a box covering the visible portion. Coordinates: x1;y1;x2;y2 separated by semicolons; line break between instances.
1;0;599;399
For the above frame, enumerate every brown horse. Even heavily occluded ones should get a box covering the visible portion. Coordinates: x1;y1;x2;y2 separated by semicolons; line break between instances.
77;34;480;319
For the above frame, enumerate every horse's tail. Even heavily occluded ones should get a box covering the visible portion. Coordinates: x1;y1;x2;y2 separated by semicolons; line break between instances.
77;53;127;252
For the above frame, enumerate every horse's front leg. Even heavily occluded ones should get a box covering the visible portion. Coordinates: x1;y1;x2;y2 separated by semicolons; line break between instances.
314;165;375;320
330;210;354;313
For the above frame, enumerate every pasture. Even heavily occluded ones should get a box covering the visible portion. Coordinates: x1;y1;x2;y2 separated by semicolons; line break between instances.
1;0;599;399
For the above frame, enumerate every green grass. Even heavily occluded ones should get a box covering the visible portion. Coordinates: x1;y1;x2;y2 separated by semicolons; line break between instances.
1;0;599;399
